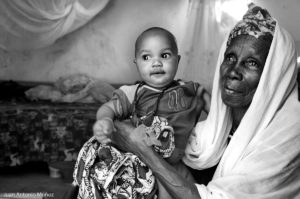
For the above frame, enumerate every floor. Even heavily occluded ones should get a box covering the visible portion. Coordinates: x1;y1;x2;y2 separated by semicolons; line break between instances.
0;162;75;199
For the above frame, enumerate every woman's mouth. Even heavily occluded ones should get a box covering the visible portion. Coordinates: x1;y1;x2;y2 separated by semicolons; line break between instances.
223;85;243;95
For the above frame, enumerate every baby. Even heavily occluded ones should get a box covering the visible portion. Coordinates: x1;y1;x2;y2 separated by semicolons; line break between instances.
74;27;210;199
94;27;210;162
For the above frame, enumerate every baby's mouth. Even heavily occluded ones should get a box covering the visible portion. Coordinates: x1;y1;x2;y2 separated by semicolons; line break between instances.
151;70;165;76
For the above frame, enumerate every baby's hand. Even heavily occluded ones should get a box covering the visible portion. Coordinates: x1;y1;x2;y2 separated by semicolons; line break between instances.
93;118;115;144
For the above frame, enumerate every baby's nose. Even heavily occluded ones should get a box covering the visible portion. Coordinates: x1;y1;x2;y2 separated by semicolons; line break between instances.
152;59;162;67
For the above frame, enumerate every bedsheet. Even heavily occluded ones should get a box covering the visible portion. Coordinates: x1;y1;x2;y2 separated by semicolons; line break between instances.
0;101;98;167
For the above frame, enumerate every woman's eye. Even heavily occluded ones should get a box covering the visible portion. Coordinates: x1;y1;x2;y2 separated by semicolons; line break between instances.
246;60;259;69
161;53;171;59
142;55;150;60
225;54;235;63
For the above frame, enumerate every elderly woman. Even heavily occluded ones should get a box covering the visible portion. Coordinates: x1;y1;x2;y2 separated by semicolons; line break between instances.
81;4;300;199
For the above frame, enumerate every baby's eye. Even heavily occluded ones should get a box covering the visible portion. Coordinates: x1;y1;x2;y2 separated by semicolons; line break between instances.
142;55;151;60
161;53;171;59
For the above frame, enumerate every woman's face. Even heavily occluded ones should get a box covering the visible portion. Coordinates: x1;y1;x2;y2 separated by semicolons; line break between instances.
220;35;271;109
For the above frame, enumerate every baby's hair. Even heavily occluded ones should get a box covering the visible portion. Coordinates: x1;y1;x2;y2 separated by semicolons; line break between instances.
135;27;178;57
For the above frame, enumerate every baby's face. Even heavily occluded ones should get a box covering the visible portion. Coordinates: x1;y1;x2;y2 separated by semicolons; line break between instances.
135;33;180;88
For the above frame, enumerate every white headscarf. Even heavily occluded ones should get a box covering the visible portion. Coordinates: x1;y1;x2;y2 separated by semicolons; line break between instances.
183;10;300;199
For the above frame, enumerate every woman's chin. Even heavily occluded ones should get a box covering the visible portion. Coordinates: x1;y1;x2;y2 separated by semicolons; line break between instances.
221;92;252;108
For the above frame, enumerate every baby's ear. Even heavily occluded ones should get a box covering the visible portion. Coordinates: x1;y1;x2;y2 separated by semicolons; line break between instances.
177;55;181;63
133;59;137;64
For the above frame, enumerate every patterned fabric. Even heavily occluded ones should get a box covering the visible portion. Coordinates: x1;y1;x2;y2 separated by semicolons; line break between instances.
148;116;175;158
73;137;157;199
227;3;276;47
0;101;97;167
73;117;177;198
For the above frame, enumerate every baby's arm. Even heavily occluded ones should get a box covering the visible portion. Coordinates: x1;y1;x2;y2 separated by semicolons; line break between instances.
93;101;116;143
196;84;211;114
94;86;134;143
202;90;211;114
96;100;115;120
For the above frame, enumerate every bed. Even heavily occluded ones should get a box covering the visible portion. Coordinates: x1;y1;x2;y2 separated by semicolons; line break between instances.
0;81;102;168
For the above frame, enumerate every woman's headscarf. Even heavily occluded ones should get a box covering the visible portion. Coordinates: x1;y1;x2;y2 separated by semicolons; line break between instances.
183;4;300;198
227;3;276;47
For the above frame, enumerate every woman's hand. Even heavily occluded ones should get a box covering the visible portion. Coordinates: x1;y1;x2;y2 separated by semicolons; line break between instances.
112;120;153;154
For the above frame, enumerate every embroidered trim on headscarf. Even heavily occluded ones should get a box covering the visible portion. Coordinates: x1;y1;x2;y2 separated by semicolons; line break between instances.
227;3;276;47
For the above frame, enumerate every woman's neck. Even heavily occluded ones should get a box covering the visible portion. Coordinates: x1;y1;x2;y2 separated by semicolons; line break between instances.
231;108;248;129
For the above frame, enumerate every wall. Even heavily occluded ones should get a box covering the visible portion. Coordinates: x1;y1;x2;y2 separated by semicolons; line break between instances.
252;0;300;57
252;0;300;42
0;0;299;88
0;0;189;84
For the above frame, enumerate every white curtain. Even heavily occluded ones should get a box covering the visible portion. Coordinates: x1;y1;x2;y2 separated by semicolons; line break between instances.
179;0;240;91
0;0;110;50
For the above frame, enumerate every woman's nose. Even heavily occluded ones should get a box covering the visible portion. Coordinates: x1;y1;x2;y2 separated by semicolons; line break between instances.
228;64;242;80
